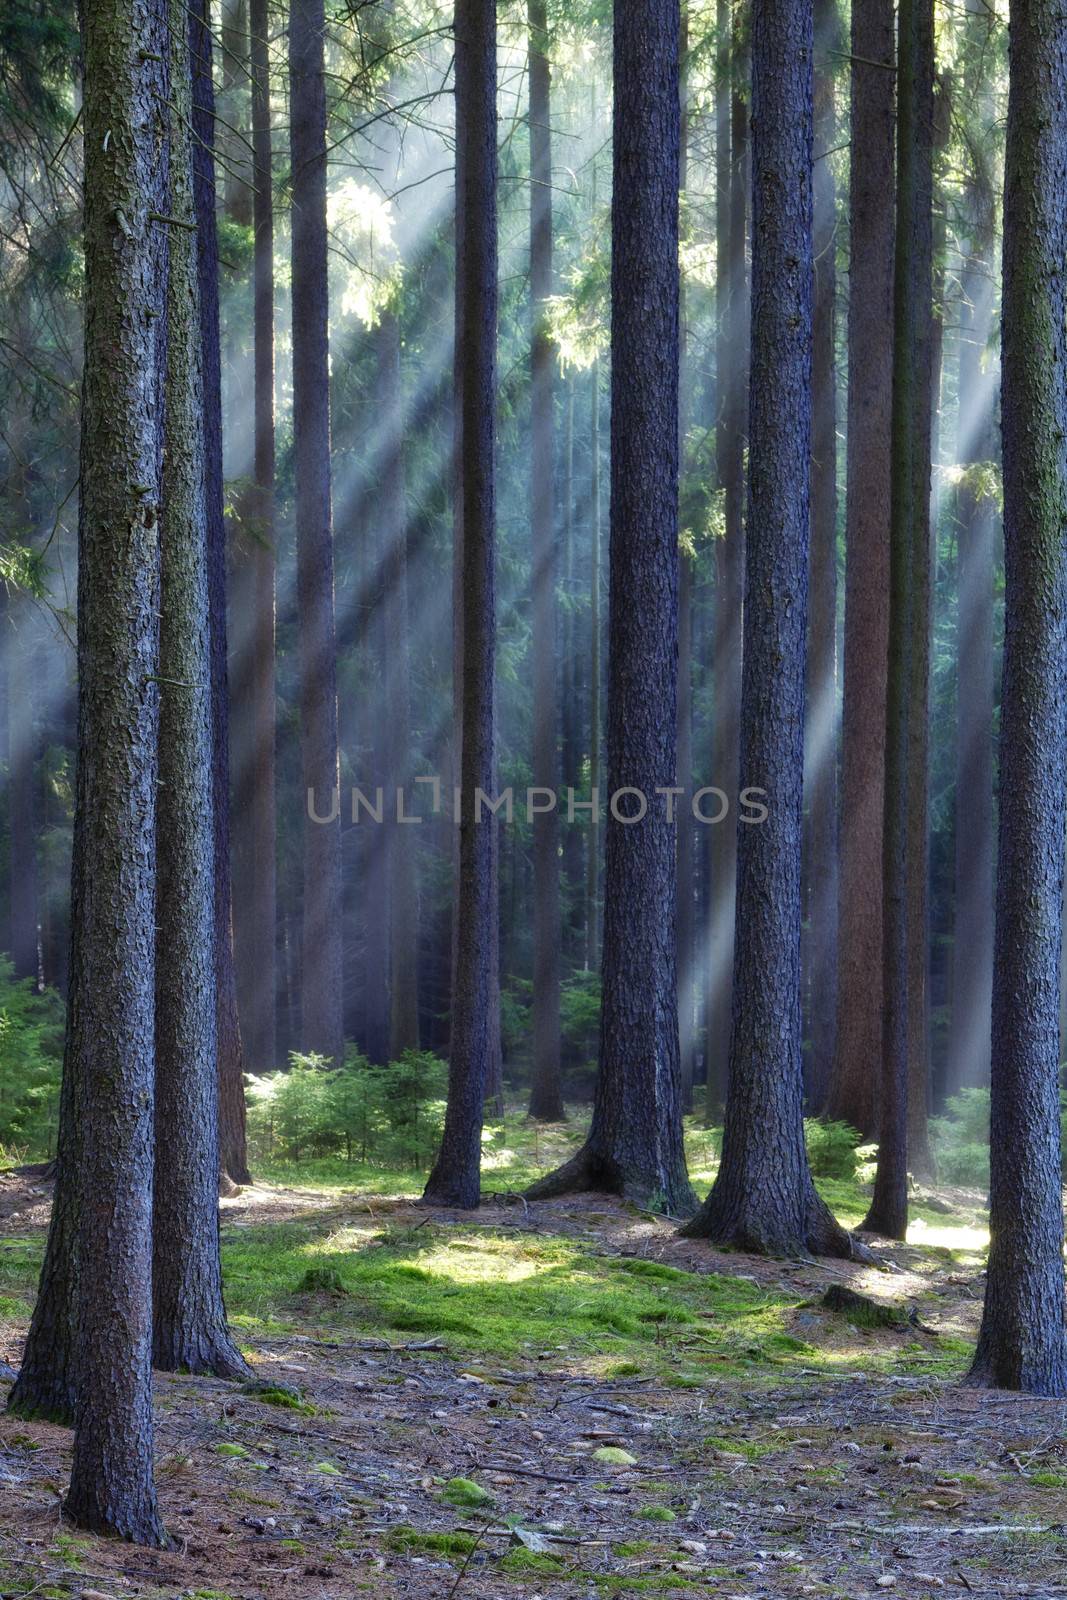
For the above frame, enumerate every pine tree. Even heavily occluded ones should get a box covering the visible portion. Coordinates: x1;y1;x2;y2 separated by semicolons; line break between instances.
966;0;1067;1396
527;0;694;1216
63;0;169;1543
683;0;854;1258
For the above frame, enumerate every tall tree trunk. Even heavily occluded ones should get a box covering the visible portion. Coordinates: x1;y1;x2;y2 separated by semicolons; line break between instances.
423;0;498;1207
966;0;1067;1396
63;0;168;1543
802;0;839;1111
290;0;344;1066
584;351;602;974
676;7;695;1114
527;0;694;1217
583;82;603;976
190;0;250;1189
949;5;996;1100
706;0;746;1119
683;0;853;1259
527;0;563;1122
152;2;250;1380
378;310;421;1061
864;0;934;1241
231;0;279;1088
826;0;895;1137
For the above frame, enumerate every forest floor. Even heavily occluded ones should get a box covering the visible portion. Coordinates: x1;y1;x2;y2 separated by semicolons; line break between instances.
0;1120;1064;1600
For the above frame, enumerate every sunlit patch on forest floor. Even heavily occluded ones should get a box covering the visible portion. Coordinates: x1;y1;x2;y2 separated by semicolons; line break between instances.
0;1125;1062;1598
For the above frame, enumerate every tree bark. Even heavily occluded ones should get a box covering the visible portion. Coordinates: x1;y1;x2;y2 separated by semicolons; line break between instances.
190;0;251;1188
527;0;563;1123
948;2;996;1101
290;0;344;1067
152;0;250;1380
802;0;839;1111
862;0;933;1243
423;0;497;1207
706;0;746;1119
967;0;1067;1396
63;0;168;1543
527;0;694;1217
377;310;421;1062
230;0;279;1088
683;0;853;1259
826;0;895;1137
676;9;695;1115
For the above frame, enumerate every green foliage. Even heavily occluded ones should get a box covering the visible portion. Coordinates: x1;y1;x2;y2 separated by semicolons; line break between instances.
0;960;64;1159
803;1117;863;1180
930;1087;990;1187
247;1049;448;1169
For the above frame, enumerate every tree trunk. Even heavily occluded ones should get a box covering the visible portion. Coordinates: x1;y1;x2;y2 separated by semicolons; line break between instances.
967;0;1067;1396
862;0;933;1243
802;0;839;1111
949;4;996;1101
706;0;746;1119
683;0;853;1260
377;310;421;1062
290;0;344;1066
527;0;563;1123
826;0;895;1138
676;9;695;1115
423;0;497;1207
231;0;279;1088
152;2;250;1380
527;0;694;1217
63;0;168;1543
584;351;602;975
190;0;251;1189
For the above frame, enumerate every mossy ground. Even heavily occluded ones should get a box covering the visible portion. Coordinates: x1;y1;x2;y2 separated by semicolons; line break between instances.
0;1111;1052;1598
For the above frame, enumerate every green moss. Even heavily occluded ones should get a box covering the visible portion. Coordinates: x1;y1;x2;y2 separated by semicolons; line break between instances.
499;1547;565;1575
386;1525;478;1556
440;1476;493;1507
637;1505;676;1522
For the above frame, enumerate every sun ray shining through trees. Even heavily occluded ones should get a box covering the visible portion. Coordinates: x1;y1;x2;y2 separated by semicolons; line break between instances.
6;0;1067;1572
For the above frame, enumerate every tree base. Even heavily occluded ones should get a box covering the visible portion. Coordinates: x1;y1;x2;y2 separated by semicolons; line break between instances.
153;1329;250;1381
7;1366;76;1427
964;1339;1067;1396
526;1098;567;1124
65;1483;167;1547
524;1141;697;1219
681;1184;867;1261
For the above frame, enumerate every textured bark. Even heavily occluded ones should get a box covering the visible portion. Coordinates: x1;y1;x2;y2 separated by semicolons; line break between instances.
190;0;251;1188
967;0;1067;1395
290;0;344;1066
802;0;839;1111
423;0;497;1208
827;0;895;1137
378;311;421;1062
676;11;695;1114
239;0;279;1081
949;5;996;1100
152;0;249;1381
683;0;852;1259
706;2;746;1118
863;0;933;1242
63;0;167;1544
527;0;563;1123
583;97;603;977
527;0;694;1217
